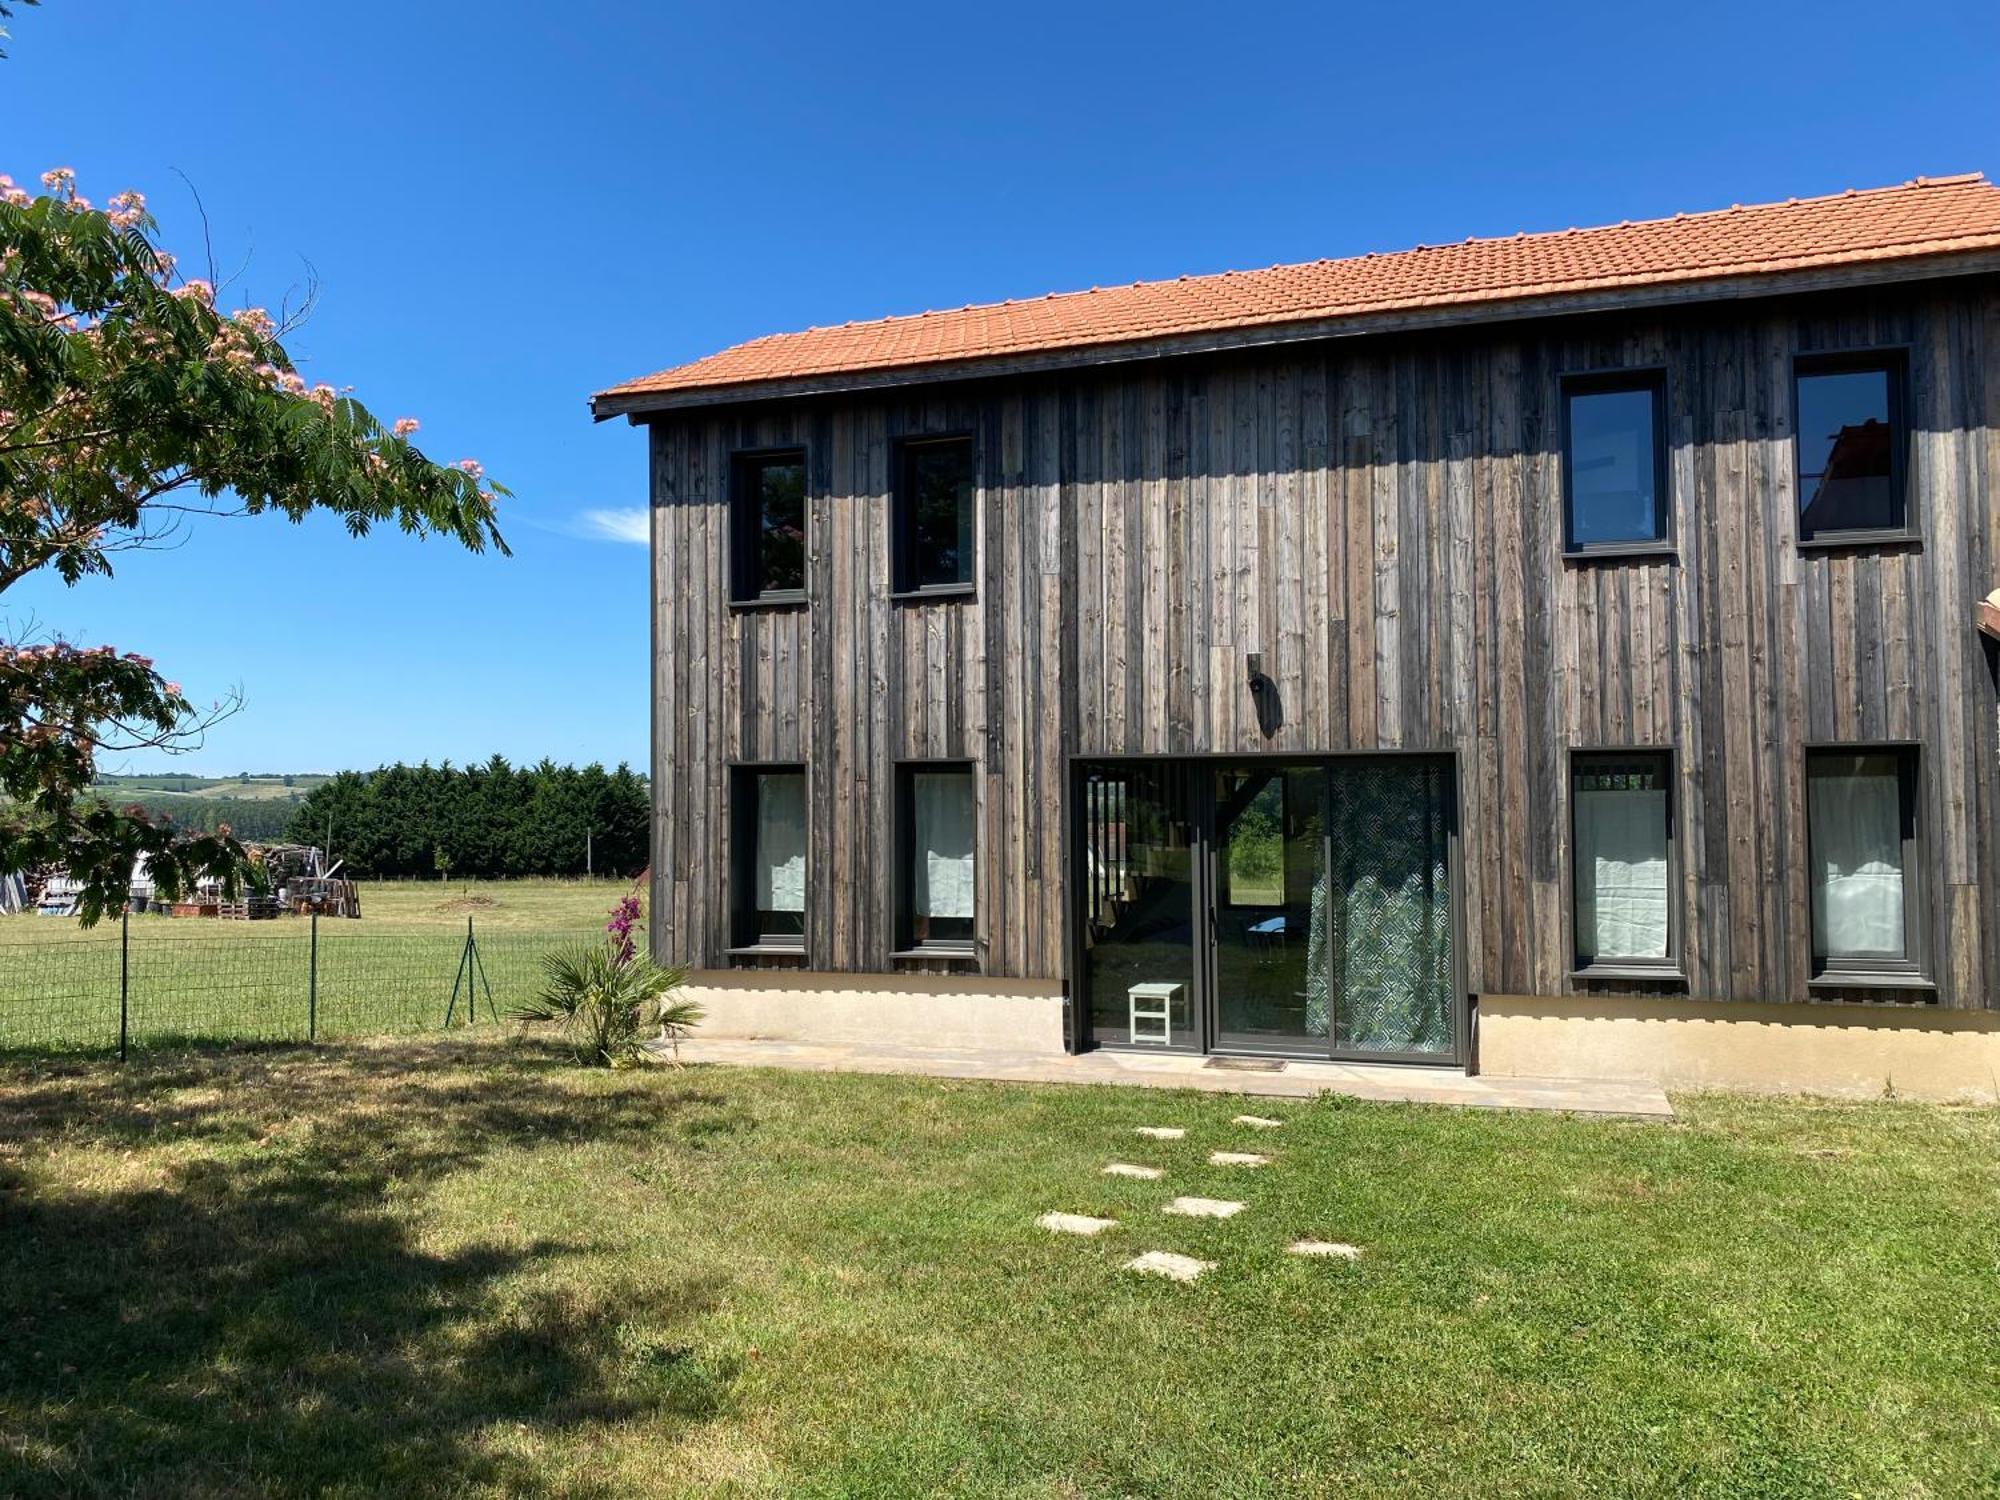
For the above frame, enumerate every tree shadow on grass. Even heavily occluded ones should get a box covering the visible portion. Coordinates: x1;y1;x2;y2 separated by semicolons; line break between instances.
0;1040;742;1498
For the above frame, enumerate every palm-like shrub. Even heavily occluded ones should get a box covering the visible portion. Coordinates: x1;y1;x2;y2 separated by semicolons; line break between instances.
509;944;699;1067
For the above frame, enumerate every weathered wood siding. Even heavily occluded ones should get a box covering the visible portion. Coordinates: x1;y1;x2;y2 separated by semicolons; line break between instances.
649;279;2000;1009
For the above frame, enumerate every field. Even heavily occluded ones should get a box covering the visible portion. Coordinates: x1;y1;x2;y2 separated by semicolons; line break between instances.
1;1040;1996;1497
0;879;632;1054
93;771;332;802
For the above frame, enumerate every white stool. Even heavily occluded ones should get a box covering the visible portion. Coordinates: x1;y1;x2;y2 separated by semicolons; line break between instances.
1128;981;1183;1046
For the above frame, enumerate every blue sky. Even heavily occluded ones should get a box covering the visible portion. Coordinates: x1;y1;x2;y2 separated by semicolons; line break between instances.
2;1;1994;773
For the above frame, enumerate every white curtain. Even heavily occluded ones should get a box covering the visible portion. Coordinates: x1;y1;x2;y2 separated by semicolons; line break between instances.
1809;761;1904;959
1575;785;1669;960
914;773;975;919
755;773;806;914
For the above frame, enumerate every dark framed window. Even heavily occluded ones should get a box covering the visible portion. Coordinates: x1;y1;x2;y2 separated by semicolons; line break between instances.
1562;372;1669;554
1794;351;1909;543
730;449;807;604
892;436;976;596
1806;747;1923;981
1569;751;1678;973
729;765;806;950
895;763;976;952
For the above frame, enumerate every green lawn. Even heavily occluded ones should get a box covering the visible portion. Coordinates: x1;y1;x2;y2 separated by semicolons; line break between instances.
2;1040;1995;1497
0;880;630;1054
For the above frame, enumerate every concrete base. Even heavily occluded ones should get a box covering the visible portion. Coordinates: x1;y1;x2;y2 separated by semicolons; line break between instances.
681;969;1066;1054
654;1035;1673;1118
1478;994;2000;1103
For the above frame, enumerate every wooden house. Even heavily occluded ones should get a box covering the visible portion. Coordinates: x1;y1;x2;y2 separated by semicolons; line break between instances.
595;175;2000;1099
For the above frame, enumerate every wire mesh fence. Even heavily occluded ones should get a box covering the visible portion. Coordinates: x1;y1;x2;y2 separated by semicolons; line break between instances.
0;912;614;1058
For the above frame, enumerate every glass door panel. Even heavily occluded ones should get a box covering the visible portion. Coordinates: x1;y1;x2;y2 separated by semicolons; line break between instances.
1080;764;1200;1049
1213;766;1327;1055
1324;759;1456;1057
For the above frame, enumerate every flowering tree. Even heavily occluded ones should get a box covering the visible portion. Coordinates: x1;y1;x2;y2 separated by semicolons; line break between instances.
1;169;507;922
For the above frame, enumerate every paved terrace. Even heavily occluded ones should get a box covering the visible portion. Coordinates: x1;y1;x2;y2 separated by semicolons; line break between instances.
654;1037;1674;1120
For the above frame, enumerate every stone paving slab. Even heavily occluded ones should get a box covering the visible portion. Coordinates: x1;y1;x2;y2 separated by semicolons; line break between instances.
1102;1163;1165;1180
1288;1240;1362;1259
1234;1115;1285;1128
1208;1151;1271;1167
1124;1250;1215;1282
1038;1212;1118;1236
1133;1126;1186;1140
657;1037;1673;1119
1164;1196;1245;1219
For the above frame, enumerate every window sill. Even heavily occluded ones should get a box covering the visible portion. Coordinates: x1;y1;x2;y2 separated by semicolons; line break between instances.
1562;543;1677;565
1570;964;1687;984
1797;531;1922;553
1807;971;1935;993
726;942;807;959
891;944;978;962
890;585;977;604
728;591;808;612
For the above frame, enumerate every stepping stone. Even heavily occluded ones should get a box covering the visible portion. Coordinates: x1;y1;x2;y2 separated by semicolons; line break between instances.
1102;1163;1165;1180
1288;1240;1362;1260
1163;1196;1245;1219
1134;1126;1185;1140
1124;1250;1216;1282
1234;1114;1284;1129
1038;1212;1118;1237
1208;1151;1271;1167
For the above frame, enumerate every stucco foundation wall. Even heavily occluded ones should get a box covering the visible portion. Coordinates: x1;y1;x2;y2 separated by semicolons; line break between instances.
683;971;1067;1054
1478;995;2000;1103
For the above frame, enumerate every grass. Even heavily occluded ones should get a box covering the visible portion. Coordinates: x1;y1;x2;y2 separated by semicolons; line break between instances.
1;1038;1995;1497
0;880;631;1054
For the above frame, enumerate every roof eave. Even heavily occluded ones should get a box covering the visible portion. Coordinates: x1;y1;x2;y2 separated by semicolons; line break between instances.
590;249;2000;422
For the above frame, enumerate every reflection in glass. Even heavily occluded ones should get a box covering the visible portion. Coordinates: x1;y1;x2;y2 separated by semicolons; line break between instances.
1797;366;1898;535
1567;384;1661;546
903;439;975;589
1082;766;1196;1047
1214;768;1325;1054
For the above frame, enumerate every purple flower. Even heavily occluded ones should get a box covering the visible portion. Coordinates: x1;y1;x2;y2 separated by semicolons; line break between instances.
605;893;641;965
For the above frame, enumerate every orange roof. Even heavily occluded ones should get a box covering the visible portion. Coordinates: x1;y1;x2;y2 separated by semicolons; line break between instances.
598;174;2000;410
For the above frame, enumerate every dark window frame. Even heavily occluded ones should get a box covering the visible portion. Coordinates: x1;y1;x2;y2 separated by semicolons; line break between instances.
728;762;808;954
1567;746;1683;979
892;759;978;958
1560;369;1672;560
890;433;978;600
1792;348;1914;548
1803;742;1927;987
728;447;809;608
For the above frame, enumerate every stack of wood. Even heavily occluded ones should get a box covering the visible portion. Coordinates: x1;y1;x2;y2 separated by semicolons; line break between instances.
1980;587;2000;642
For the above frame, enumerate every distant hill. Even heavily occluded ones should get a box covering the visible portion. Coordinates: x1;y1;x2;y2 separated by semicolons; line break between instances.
94;772;331;804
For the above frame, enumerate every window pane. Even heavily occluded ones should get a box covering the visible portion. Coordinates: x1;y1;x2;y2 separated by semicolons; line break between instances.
1808;753;1906;963
1572;758;1670;964
754;772;806;937
1797;367;1897;535
1567;386;1661;546
906;441;974;589
911;770;974;943
751;458;806;595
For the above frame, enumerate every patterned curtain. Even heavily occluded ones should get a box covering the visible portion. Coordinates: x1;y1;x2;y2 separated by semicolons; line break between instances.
1311;761;1454;1055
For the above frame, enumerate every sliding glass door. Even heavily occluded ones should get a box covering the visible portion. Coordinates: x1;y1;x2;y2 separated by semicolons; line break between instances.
1075;755;1459;1063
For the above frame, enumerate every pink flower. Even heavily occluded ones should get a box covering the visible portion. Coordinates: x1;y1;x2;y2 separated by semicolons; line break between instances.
165;682;182;696
392;417;419;437
455;458;484;480
40;167;75;195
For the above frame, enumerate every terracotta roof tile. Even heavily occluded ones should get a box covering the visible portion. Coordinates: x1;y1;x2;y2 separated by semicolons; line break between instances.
599;175;2000;405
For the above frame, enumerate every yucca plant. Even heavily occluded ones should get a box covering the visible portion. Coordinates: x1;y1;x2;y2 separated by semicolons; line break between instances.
509;943;699;1068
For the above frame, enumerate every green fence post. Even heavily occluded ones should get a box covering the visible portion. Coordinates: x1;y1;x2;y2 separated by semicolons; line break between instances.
309;910;319;1043
118;907;129;1063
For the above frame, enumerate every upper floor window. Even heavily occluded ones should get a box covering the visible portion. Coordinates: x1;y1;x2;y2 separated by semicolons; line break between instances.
730;765;807;950
1570;751;1676;973
1795;352;1908;543
1562;372;1668;554
892;436;976;595
730;450;807;604
1806;747;1921;981
897;763;976;953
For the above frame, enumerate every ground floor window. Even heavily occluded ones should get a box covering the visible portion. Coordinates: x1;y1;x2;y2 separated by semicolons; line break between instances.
1570;751;1675;972
731;765;806;950
1806;747;1920;978
898;763;976;953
